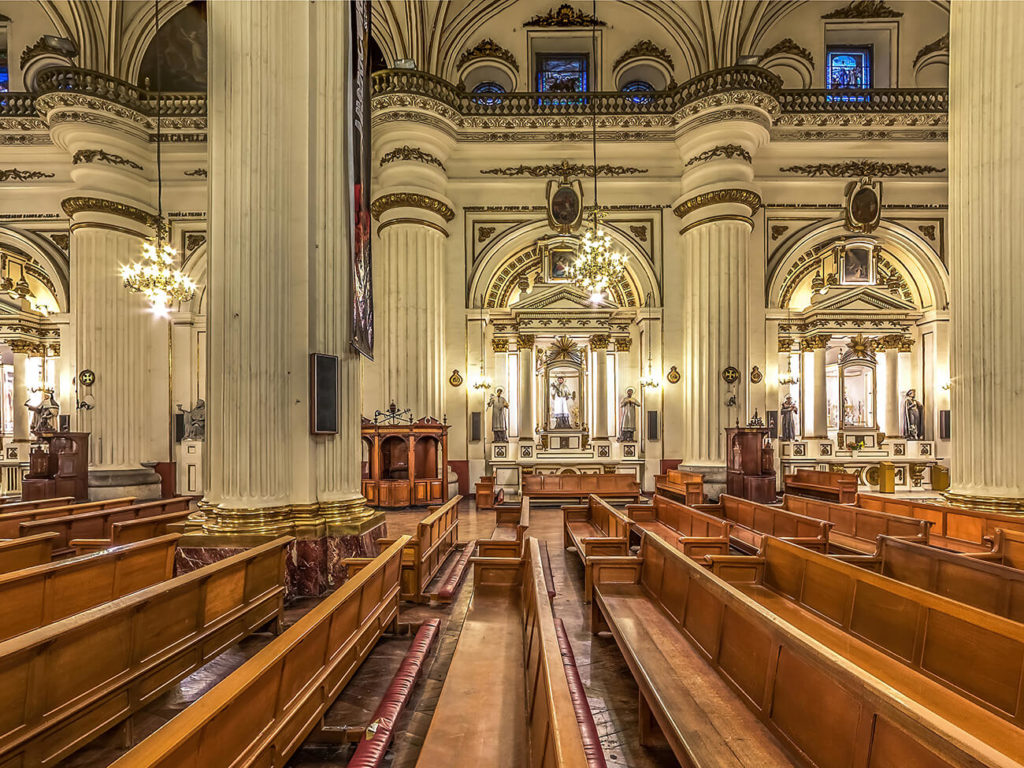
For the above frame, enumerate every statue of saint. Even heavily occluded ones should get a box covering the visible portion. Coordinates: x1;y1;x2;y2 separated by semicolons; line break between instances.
780;395;799;441
26;391;59;438
487;388;509;443
902;389;923;440
177;399;206;441
550;376;575;429
618;388;641;442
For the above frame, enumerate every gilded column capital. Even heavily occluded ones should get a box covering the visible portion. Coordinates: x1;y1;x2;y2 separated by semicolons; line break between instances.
517;334;535;349
673;188;762;219
876;333;905;351
7;339;41;355
491;337;509;352
778;338;794;353
48;342;61;356
61;196;159;231
370;192;455;223
589;334;610;351
800;334;831;352
897;337;916;353
614;337;632;352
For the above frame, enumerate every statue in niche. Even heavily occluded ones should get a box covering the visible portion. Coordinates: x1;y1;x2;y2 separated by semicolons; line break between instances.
177;399;206;441
780;395;799;441
550;376;575;429
618;388;641;442
26;391;59;438
487;388;509;443
902;389;923;440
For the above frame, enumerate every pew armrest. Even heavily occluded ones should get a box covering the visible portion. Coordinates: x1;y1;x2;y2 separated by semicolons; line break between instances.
69;538;112;555
581;536;628;558
341;556;375;578
704;554;765;583
676;536;731;560
589;555;642;588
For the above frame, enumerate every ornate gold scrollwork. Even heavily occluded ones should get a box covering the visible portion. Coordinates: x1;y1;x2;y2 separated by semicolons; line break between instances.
673;188;762;219
370;193;454;223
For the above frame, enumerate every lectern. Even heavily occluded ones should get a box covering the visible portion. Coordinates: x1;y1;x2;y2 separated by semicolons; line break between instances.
22;432;90;501
724;426;776;503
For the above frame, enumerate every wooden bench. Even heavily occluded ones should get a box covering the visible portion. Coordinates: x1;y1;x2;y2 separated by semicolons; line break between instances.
105;536;409;768
0;534;180;642
694;493;833;554
0;536;290;768
782;493;931;553
70;508;192;555
653;468;704;505
562;495;630;601
0;532;59;574
415;538;603;768
376;494;462;602
0;496;74;513
967;527;1024;571
783;468;858;504
17;496;192;557
524;472;642;505
707;536;1024;756
837;534;1024;622
623;494;731;558
590;532;1017;768
857;492;1024;552
475;475;495;510
0;496;136;538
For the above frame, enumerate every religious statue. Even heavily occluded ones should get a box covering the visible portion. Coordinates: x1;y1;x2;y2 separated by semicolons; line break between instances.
780;395;799;441
550;376;575;429
177;399;206;441
618;388;641;442
26;391;59;439
487;388;509;443
902;389;923;440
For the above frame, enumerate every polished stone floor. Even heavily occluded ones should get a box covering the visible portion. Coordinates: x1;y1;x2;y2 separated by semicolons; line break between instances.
58;500;676;768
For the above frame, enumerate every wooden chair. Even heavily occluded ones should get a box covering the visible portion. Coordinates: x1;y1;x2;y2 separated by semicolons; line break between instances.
0;496;136;538
694;493;833;554
562;495;630;601
374;494;462;602
782;493;931;553
653;468;704;505
106;536;410;768
623;494;731;558
0;536;291;768
523;473;643;505
70;508;192;554
783;468;858;504
0;532;59;574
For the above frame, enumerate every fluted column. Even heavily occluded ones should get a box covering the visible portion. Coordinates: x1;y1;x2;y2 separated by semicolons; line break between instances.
590;334;611;440
9;343;31;453
884;346;900;436
518;335;535;443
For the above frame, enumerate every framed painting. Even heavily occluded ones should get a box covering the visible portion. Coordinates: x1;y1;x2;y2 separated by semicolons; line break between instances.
840;241;875;285
546;178;583;234
350;0;374;359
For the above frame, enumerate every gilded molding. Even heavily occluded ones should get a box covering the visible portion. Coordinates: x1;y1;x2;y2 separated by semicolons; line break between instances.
481;160;647;178
673;188;761;219
762;38;814;66
679;213;752;236
613;41;673;71
376;217;449;238
370;192;454;223
821;1;902;19
800;334;831;351
589;334;610;351
517;334;535;349
771;224;790;241
61;196;160;229
72;148;143;171
684;144;751;168
524;3;605;27
7;339;43;355
379;145;446;171
780;161;945;177
942;491;1024;515
491;337;509;352
457;39;518;71
184;168;207;177
0;168;55;182
614;337;632;352
914;34;949;68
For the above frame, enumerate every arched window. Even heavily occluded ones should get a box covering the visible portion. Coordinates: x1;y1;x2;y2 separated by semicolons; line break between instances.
0;18;9;92
621;80;653;93
826;47;871;101
471;81;506;105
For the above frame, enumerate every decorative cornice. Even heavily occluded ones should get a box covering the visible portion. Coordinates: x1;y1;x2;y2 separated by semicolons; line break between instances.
673;188;761;219
524;4;605;27
370;192;454;223
0;168;55;182
184;168;208;177
614;337;632;352
380;145;446;171
481;160;647;178
456;39;518;71
914;33;949;68
72;148;143;170
762;38;814;66
377;217;449;238
60;196;159;229
684;144;751;167
589;334;610;350
821;1;902;19
613;41;673;71
780;161;945;177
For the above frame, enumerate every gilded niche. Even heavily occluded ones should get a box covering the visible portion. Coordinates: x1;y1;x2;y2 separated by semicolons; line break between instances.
457;39;518;71
613;40;673;71
524;3;605;27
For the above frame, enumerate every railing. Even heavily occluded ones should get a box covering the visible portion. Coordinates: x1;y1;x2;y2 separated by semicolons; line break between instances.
31;66;208;117
1;461;27;496
0;93;38;117
777;87;947;113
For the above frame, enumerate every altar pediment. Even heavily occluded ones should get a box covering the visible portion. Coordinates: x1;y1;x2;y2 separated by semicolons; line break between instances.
808;285;918;314
510;284;618;311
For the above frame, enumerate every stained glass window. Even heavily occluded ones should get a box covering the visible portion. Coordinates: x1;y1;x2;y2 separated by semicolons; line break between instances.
0;26;8;93
536;54;588;93
826;47;872;90
621;79;654;104
471;81;505;105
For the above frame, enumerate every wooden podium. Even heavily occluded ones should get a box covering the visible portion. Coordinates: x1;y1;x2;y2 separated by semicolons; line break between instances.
22;432;90;501
725;426;776;503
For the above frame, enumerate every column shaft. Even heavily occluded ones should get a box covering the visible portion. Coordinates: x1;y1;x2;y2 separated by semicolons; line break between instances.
518;339;535;441
812;348;828;438
591;337;610;439
884;348;900;436
11;352;29;443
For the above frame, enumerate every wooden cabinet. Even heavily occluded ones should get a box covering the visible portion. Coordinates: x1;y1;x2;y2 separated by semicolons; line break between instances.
725;427;776;504
361;417;449;508
23;432;90;502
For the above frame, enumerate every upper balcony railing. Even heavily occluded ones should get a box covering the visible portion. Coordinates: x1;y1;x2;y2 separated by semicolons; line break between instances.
776;88;948;113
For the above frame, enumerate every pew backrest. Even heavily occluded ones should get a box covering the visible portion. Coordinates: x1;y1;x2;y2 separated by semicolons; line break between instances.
0;496;74;513
654;469;704;504
588;495;630;540
783;493;930;544
857;493;1024;550
0;496;136;538
785;469;858;503
643;495;730;538
0;532;58;574
18;496;192;551
524;473;640;498
70;508;193;554
715;494;833;541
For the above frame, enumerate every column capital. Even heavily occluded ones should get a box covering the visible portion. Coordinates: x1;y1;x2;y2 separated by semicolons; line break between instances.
61;195;157;237
491;337;509;353
517;334;535;349
614;337;632;352
7;339;42;356
778;337;795;353
800;334;831;352
370;192;454;223
589;334;610;351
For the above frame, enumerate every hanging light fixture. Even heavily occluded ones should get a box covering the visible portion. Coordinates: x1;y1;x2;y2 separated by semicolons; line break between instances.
639;292;660;389
567;0;626;304
121;0;196;316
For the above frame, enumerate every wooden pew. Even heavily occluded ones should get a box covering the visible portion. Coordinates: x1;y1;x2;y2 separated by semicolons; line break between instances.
70;508;192;555
105;536;409;768
653;468;704;505
622;494;731;558
0;532;59;574
523;472;642;505
837;535;1024;622
591;532;1019;768
415;538;602;768
967;527;1024;570
0;536;290;768
562;495;630;601
376;494;462;602
476;497;531;560
0;496;74;513
693;493;833;554
783;468;858;504
857;492;1024;552
707;536;1024;751
17;496;192;556
475;475;495;510
0;496;136;538
0;534;179;642
782;493;931;553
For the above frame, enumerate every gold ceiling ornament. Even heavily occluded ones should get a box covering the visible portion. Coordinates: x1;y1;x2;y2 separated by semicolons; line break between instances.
821;0;903;19
914;33;949;68
780;161;945;177
456;39;518;71
547;335;579;360
684;144;752;168
613;40;673;71
0;168;55;182
72;148;143;171
481;160;647;179
370;192;455;223
845;333;878;356
673;188;762;219
524;3;605;27
762;38;814;66
379;145;446;172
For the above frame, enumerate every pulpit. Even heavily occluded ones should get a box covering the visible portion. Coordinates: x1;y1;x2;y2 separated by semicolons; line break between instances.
361;417;449;508
725;426;776;503
22;432;90;501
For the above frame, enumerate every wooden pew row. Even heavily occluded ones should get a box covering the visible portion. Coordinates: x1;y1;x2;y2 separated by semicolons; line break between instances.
857;492;1024;552
524;472;643;505
783;468;858;504
562;496;630;601
415;538;601;768
0;536;291;768
653;468;704;505
375;495;462;602
107;536;409;768
0;496;136;538
493;496;530;542
623;494;732;557
782;493;931;553
70;509;192;555
694;493;833;554
0;534;179;642
968;527;1024;570
17;496;192;557
0;497;74;514
706;537;1024;754
835;535;1024;622
0;533;59;575
591;533;1016;768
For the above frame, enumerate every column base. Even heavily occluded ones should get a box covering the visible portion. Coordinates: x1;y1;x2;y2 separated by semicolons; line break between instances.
89;467;163;501
941;490;1024;515
677;463;728;501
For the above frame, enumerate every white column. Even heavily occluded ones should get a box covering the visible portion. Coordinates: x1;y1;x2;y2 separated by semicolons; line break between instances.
591;334;611;440
812;344;828;438
801;335;829;438
10;345;30;448
884;346;900;436
776;339;792;409
517;335;535;443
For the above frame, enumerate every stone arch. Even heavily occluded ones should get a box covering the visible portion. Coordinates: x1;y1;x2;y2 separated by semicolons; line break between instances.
0;226;70;313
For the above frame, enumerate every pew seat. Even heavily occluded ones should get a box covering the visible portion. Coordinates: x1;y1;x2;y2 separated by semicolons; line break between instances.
491;496;530;541
562;495;630;600
783;468;858;504
623;494;731;558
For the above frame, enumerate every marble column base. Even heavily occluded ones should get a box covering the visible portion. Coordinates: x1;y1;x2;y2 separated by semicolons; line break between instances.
677;463;727;501
88;467;162;501
175;519;388;597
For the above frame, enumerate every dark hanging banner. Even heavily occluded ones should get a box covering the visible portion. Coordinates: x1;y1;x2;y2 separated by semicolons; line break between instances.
350;0;374;359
